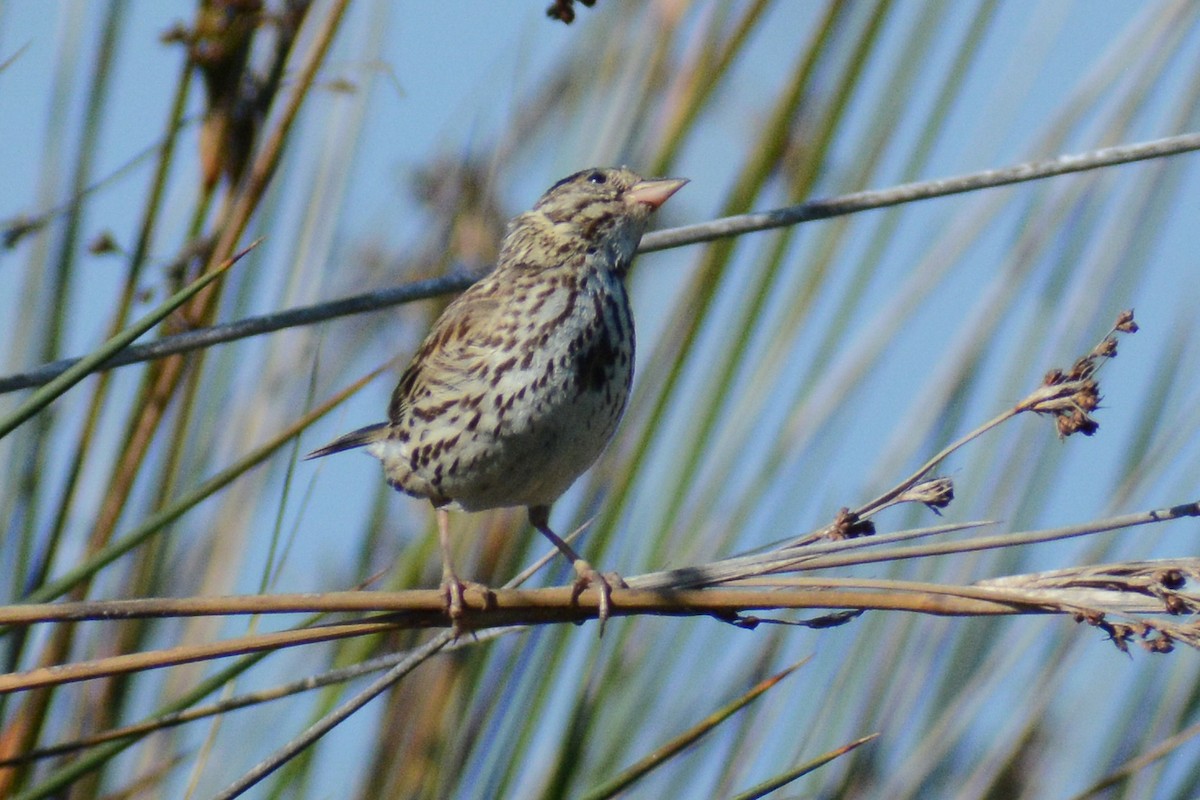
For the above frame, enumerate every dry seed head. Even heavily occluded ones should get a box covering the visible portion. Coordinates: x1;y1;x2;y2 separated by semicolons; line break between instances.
1026;311;1139;437
897;477;955;514
828;508;875;541
1102;620;1134;654
88;231;121;255
1092;337;1118;359
1157;569;1186;590
1055;407;1099;438
1068;357;1094;381
546;0;596;23
1115;309;1138;333
1146;636;1174;654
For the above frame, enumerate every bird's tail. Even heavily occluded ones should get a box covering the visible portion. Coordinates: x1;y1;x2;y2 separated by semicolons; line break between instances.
304;422;388;460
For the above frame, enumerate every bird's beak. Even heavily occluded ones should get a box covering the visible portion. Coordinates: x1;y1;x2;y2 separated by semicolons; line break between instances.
625;177;689;210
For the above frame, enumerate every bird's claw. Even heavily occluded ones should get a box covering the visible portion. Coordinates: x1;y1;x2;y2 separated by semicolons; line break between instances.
440;577;493;636
570;561;622;637
441;576;467;622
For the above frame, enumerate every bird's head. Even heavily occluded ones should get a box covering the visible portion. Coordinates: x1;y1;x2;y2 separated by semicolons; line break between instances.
500;167;687;275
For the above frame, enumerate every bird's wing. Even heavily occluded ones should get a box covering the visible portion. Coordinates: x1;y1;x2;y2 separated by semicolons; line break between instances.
387;289;503;424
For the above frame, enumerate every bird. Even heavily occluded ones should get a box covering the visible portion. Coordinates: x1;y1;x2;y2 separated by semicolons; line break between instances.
306;167;687;631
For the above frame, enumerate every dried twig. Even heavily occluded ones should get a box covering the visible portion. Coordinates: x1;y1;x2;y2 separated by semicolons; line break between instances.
0;136;1187;395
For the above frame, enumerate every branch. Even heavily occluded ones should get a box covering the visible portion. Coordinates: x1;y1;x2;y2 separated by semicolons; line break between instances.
1;132;1195;394
3;552;1198;694
638;132;1200;251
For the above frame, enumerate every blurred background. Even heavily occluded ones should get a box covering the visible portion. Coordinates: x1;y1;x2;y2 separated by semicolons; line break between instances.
3;1;1200;797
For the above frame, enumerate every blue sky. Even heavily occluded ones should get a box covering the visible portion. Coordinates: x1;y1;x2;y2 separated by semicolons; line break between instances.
3;2;1200;796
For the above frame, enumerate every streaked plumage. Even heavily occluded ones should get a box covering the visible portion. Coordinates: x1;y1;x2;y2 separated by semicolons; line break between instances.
309;167;687;630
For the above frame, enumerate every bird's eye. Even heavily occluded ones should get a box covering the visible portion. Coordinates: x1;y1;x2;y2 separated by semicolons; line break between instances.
587;172;607;184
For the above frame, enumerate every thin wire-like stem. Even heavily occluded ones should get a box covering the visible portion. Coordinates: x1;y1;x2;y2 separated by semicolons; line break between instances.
7;363;386;610
3;517;1196;635
1065;719;1200;800
210;634;452;800
581;659;810;800
0;620;403;694
0;520;588;773
1;132;1195;395
0;242;258;437
205;515;592;799
0;273;470;393
853;408;1017;519
0;625;518;767
640;131;1200;251
636;501;1200;589
727;734;881;800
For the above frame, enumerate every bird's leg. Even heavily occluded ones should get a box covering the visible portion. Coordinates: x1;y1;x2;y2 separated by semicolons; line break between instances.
529;505;622;635
434;506;493;631
436;506;467;623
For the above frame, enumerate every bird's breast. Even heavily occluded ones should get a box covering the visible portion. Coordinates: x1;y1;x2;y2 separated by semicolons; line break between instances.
378;264;636;511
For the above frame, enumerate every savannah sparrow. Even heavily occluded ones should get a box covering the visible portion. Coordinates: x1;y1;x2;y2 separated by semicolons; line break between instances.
307;167;687;630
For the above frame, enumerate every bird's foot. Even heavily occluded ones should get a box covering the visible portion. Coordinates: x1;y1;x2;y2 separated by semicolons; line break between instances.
440;576;492;634
569;561;625;637
443;576;466;617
